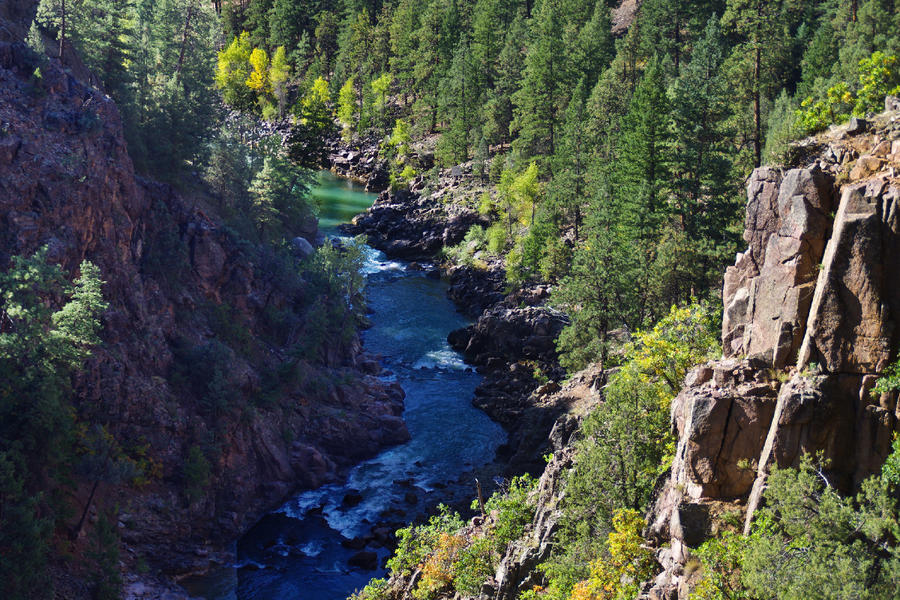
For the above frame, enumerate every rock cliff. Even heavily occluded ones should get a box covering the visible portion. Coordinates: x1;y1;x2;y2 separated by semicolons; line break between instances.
645;109;900;599
0;10;408;596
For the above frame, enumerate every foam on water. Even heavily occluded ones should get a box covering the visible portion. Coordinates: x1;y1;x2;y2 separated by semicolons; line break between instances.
412;347;470;371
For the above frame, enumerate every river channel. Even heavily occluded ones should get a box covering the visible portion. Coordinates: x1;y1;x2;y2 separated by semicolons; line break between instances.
184;171;506;599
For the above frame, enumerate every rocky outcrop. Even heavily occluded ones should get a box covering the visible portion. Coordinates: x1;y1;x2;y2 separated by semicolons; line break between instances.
445;263;506;316
722;166;834;368
447;304;569;474
797;177;900;374
644;110;900;599
493;445;575;600
342;186;487;260
326;137;390;191
448;305;568;370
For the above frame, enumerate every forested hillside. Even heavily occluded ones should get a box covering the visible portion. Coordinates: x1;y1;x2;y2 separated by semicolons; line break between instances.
207;0;900;371
9;0;900;598
30;0;900;369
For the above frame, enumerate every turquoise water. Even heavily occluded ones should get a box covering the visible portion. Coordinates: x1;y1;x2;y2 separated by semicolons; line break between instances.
311;171;378;234
183;172;506;600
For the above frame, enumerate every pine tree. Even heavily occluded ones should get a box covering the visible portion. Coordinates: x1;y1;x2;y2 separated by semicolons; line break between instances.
388;0;421;104
614;56;671;323
572;1;614;93
437;37;480;164
552;178;638;370
335;10;374;130
0;250;107;600
722;0;790;168
314;10;340;79
470;0;505;93
670;16;736;240
411;0;460;132
483;12;525;144
267;0;306;52
512;0;566;161
243;0;273;47
548;78;591;239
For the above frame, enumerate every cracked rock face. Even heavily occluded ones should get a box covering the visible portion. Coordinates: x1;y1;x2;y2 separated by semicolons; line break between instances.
798;178;900;374
722;166;834;368
646;113;900;598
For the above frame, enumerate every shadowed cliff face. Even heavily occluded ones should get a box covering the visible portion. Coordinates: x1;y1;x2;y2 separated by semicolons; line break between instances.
0;9;409;594
0;0;37;43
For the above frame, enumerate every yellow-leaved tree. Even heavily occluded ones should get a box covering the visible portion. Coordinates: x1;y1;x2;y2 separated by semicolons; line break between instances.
269;46;291;117
214;32;254;111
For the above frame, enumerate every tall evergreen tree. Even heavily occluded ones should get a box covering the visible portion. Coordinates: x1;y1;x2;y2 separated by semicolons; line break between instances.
483;12;526;144
552;176;638;370
388;0;422;104
548;78;591;239
511;0;566;161
437;37;480;164
614;56;671;323
722;0;790;167
670;15;736;239
571;1;614;93
0;251;107;600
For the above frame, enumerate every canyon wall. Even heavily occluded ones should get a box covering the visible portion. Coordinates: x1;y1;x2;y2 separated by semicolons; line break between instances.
0;7;407;596
645;110;900;599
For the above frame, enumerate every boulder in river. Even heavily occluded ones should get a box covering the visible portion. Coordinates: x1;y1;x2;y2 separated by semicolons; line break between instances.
291;236;315;259
342;491;364;507
348;550;379;570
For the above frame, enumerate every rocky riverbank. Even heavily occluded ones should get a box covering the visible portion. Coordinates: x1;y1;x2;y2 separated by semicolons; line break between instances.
332;140;571;476
335;104;900;600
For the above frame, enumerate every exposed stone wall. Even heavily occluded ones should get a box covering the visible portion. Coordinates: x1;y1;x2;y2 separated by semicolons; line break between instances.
645;111;900;599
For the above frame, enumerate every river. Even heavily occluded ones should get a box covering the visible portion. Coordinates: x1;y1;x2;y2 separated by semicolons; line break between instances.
182;171;506;600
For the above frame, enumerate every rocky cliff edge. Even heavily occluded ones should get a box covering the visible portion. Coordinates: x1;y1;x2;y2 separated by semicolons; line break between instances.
644;108;900;599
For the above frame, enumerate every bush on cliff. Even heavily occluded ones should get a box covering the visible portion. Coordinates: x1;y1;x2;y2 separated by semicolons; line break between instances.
0;249;108;599
538;303;719;598
692;444;900;600
797;50;900;134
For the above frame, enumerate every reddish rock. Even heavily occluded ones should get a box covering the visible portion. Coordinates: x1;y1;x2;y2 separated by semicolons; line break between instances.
722;166;834;367
798;178;900;374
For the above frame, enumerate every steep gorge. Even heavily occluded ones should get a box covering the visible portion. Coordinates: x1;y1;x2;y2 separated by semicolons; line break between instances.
0;5;409;596
359;107;900;600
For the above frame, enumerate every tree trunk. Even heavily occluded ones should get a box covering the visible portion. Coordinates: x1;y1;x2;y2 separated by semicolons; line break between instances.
70;480;99;541
59;0;66;61
674;9;681;72
176;1;196;75
753;45;761;167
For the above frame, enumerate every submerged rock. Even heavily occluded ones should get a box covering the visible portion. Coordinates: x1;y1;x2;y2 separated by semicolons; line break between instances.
348;550;379;570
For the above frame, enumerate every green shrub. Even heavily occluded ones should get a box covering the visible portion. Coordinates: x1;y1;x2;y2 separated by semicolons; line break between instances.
539;303;719;597
182;446;211;503
482;474;537;552
387;505;464;578
450;536;494;596
349;578;390;600
854;51;900;116
797;51;900;134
